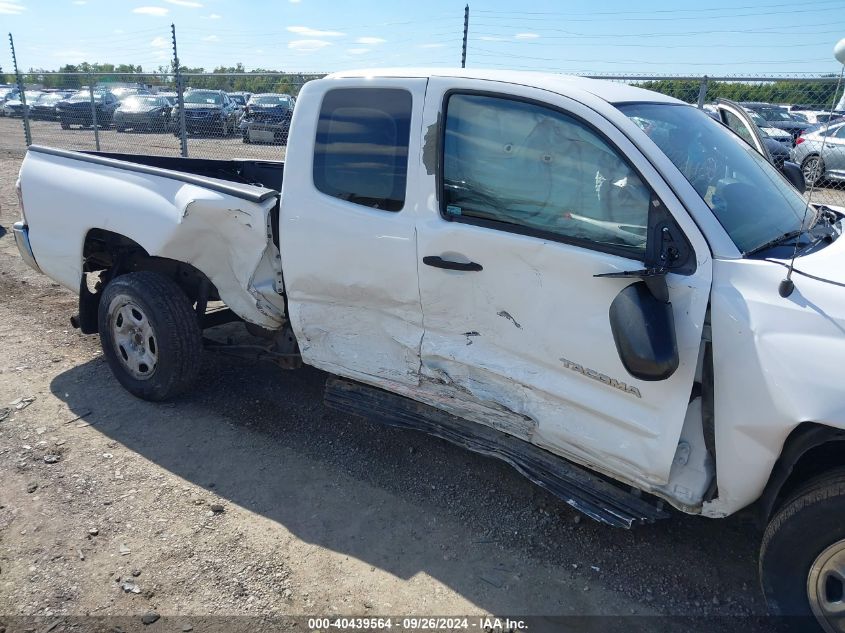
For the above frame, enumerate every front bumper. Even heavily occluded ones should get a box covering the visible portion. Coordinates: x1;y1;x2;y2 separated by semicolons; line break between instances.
12;222;41;273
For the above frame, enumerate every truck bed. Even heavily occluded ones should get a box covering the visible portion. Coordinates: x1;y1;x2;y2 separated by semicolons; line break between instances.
30;146;284;202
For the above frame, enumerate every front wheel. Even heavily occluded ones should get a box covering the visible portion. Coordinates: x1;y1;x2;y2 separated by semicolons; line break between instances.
98;271;202;401
802;155;825;188
760;468;845;632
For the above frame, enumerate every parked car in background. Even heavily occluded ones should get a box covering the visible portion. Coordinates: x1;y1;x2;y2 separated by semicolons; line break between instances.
790;121;845;186
114;95;174;132
791;110;843;126
174;89;239;136
2;90;43;118
240;93;295;144
705;100;792;171
740;108;793;148
228;91;250;114
741;102;810;144
30;91;76;121
56;90;121;129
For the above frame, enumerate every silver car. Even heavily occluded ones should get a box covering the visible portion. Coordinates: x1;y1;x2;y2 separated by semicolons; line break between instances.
790;121;845;186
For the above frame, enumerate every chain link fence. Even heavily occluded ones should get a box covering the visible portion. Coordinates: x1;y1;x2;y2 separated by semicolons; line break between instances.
2;71;844;205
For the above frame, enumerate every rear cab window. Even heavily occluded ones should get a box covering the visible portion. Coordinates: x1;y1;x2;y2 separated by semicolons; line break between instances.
313;88;412;212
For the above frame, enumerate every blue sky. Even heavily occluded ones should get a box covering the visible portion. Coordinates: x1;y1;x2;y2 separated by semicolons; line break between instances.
3;0;845;75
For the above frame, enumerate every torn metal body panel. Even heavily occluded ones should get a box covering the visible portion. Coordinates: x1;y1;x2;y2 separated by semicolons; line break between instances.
19;147;285;329
325;377;669;528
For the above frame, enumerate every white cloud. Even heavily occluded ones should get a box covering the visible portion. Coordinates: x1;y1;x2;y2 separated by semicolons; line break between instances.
287;25;344;37
347;48;370;55
114;28;125;34
288;39;332;52
202;35;219;42
151;36;169;48
164;0;202;6
479;35;507;42
0;1;25;15
289;0;301;3
355;36;385;45
202;12;220;19
420;43;446;49
515;32;540;39
132;6;170;16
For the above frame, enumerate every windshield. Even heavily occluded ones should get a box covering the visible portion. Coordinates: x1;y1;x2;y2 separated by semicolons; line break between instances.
184;92;222;105
250;95;291;106
756;107;797;122
229;95;246;105
36;94;64;104
123;95;166;108
69;92;106;102
620;103;811;254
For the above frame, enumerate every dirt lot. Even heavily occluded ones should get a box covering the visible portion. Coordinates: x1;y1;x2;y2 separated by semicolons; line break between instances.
0;148;780;632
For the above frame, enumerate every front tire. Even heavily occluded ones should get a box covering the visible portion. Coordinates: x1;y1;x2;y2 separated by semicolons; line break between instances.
98;271;202;401
760;468;845;632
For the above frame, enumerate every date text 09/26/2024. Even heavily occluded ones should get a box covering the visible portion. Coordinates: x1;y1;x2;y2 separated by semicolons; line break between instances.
306;617;528;631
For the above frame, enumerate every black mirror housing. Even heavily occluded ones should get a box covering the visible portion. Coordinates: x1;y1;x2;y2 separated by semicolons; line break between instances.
781;161;806;194
608;282;679;381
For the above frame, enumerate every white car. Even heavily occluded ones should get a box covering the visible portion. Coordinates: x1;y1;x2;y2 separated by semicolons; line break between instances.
13;68;845;630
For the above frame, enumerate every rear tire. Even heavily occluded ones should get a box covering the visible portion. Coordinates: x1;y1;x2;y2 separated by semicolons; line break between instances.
98;271;202;401
61;120;69;130
760;468;845;632
802;155;825;187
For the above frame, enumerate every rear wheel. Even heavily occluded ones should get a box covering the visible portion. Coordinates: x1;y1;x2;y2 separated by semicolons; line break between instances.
802;155;825;187
98;271;202;401
60;120;70;130
760;468;845;632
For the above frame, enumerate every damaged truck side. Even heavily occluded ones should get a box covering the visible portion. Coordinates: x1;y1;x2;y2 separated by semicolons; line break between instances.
14;69;845;629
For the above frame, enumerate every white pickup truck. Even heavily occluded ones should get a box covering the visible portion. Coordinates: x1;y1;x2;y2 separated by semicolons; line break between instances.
12;69;845;628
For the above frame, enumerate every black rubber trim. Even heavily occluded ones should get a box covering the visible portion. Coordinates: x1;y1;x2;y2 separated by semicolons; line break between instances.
27;145;279;204
325;377;669;528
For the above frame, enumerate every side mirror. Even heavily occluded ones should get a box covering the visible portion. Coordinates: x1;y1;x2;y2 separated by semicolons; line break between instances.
608;281;679;381
782;161;806;193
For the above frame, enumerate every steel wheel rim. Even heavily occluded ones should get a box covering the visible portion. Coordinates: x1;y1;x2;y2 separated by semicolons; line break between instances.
803;157;822;184
108;295;159;381
808;539;845;633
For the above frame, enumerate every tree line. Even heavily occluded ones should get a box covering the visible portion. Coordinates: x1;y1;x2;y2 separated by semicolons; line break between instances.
12;63;323;97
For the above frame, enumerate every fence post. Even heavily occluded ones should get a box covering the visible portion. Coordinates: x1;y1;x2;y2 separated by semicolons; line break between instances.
696;75;709;109
8;33;32;146
461;4;469;68
171;23;188;158
88;74;100;151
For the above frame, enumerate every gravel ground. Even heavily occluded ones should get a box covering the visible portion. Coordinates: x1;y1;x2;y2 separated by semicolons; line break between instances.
0;148;780;632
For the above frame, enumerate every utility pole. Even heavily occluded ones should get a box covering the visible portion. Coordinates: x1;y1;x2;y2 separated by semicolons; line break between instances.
8;33;31;146
461;5;469;68
172;23;188;157
88;74;101;151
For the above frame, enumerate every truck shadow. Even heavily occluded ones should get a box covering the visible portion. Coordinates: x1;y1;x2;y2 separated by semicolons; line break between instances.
49;341;768;631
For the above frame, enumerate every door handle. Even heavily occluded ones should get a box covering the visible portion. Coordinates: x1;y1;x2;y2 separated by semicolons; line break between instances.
423;256;483;272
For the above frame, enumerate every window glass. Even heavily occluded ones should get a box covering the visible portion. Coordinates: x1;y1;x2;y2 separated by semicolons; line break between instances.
621;103;810;254
442;94;650;254
313;88;412;212
723;111;756;146
834;124;845;139
184;91;223;105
